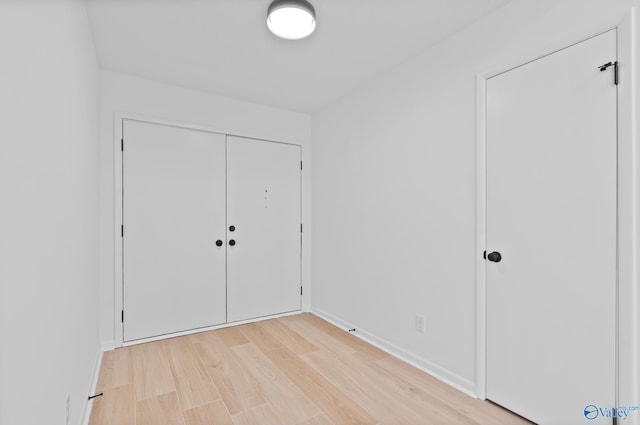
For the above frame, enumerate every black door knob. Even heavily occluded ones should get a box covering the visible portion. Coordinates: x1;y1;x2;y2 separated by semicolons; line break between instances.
487;251;502;262
229;239;236;246
229;225;236;232
215;240;223;247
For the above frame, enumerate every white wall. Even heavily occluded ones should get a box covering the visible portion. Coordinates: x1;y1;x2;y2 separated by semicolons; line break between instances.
0;1;100;425
99;71;312;347
312;0;640;397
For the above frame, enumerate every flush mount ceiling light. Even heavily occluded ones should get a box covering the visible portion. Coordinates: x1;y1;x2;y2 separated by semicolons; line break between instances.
267;0;316;40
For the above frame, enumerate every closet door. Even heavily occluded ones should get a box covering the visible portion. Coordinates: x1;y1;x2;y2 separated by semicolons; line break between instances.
123;120;227;342
226;136;301;322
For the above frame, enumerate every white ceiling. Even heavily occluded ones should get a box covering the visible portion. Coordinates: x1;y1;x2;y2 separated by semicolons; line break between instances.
86;0;510;113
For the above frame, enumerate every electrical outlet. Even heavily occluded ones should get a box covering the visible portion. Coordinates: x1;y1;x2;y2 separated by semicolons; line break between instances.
414;315;425;334
66;394;70;425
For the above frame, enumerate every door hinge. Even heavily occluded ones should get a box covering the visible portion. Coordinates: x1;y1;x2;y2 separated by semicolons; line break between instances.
300;286;303;296
121;225;124;237
300;161;303;170
121;138;124;151
598;61;618;85
121;310;124;323
301;223;303;232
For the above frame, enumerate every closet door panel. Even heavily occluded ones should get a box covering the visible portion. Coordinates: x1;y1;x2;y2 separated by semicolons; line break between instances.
226;136;301;322
123;120;227;342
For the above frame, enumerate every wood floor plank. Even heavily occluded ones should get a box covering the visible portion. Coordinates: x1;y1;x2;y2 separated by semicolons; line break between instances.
375;356;532;425
190;331;265;415
238;322;283;352
264;347;377;425
278;315;356;356
231;404;285;425
215;326;250;347
300;314;389;361
96;347;132;391
231;343;320;425
183;400;234;425
301;349;432;425
163;336;221;410
345;351;483;425
258;318;318;355
131;341;176;401
89;384;134;425
136;392;185;425
295;414;335;425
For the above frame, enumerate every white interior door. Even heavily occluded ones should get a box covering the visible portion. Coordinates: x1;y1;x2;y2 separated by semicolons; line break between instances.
123;120;227;342
226;136;301;322
486;31;617;424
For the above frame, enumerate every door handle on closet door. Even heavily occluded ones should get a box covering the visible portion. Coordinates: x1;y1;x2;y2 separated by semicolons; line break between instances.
229;239;236;246
487;251;502;262
215;240;223;247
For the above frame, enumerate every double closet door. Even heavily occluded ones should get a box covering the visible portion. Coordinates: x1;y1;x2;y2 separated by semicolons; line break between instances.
122;120;301;342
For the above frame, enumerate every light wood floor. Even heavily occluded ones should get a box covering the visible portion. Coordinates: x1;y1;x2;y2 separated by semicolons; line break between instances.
89;313;530;425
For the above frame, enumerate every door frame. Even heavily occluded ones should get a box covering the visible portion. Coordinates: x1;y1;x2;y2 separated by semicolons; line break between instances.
113;112;304;347
475;9;640;416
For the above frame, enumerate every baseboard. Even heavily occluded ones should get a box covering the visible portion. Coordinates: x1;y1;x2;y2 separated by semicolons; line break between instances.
310;307;478;398
80;348;104;425
121;310;302;347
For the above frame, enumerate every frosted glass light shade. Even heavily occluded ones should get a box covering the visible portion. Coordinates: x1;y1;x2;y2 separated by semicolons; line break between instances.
267;0;316;40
